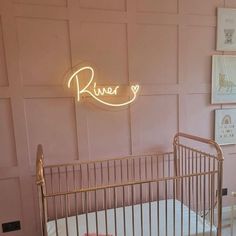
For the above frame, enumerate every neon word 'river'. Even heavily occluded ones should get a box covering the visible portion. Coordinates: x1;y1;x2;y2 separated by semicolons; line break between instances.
67;66;140;107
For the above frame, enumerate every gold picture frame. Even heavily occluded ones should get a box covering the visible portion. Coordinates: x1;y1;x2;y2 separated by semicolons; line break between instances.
211;55;236;104
217;8;236;51
215;108;236;145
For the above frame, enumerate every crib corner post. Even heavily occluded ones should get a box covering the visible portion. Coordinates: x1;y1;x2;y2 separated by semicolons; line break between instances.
36;144;48;236
212;141;224;236
217;159;224;236
173;134;180;200
36;144;44;185
173;134;179;177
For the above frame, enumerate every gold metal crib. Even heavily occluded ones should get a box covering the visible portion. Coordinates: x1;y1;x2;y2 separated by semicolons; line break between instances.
36;133;224;236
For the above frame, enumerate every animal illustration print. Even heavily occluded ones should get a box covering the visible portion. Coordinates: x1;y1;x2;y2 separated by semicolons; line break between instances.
224;29;235;44
218;73;236;92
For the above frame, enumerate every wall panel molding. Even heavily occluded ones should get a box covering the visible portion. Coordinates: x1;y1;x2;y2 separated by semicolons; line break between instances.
13;0;67;8
0;86;10;97
79;0;126;12
0;98;17;168
0;167;19;179
0;3;36;235
0;16;8;87
14;4;68;19
0;0;235;235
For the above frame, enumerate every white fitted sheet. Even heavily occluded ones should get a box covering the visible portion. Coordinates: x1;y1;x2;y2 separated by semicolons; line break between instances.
47;199;217;236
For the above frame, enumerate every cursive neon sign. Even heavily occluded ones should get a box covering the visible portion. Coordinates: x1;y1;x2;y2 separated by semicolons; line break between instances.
67;66;140;107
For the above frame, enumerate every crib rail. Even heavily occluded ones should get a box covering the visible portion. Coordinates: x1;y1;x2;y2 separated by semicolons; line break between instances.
43;152;174;196
36;132;223;236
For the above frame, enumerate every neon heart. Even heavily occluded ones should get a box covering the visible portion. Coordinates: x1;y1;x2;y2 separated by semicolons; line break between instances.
131;85;140;95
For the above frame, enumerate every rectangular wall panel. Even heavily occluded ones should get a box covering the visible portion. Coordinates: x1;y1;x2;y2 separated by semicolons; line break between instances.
71;22;128;84
131;95;178;153
79;0;126;11
0;178;22;230
85;99;131;160
0;17;8;87
137;0;178;13
132;24;178;85
225;0;236;7
24;98;78;165
182;26;216;84
181;94;220;137
0;99;17;167
182;0;224;15
16;18;71;86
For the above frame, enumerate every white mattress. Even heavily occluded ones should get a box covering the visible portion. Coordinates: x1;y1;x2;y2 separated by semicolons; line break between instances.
47;199;217;236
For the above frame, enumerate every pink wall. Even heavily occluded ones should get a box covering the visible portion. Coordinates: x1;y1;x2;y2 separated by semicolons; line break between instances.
0;0;236;235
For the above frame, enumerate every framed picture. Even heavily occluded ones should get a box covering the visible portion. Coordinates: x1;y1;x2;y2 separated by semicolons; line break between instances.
211;55;236;104
215;109;236;145
217;8;236;51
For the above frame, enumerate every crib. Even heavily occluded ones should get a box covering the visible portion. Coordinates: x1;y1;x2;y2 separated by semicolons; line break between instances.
36;133;224;236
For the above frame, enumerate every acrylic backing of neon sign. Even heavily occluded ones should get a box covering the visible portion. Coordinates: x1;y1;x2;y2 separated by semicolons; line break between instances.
67;66;140;107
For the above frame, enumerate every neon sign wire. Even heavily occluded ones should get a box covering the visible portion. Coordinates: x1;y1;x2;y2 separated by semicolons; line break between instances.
67;66;140;107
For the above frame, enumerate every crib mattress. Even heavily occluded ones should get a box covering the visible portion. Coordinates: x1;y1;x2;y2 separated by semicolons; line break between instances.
47;199;217;236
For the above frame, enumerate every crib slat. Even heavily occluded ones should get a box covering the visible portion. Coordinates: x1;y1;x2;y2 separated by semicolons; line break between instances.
210;172;214;235
165;179;167;235
108;161;111;208
203;155;206;235
196;175;199;235
157;179;160;236
173;179;176;236
181;176;183;236
131;184;135;236
140;183;143;236
74;193;79;236
213;158;216;224
139;158;141;181
114;187;117;236
50;168;53;194
58;167;63;218
95;190;98;236
200;154;203;213
188;175;191;236
123;185;126;236
65;196;69;236
53;196;58;236
149;182;151;236
85;192;89;235
104;188;108;236
121;160;123;184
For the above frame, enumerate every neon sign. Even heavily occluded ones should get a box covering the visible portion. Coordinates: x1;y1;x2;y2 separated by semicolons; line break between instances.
67;66;140;107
